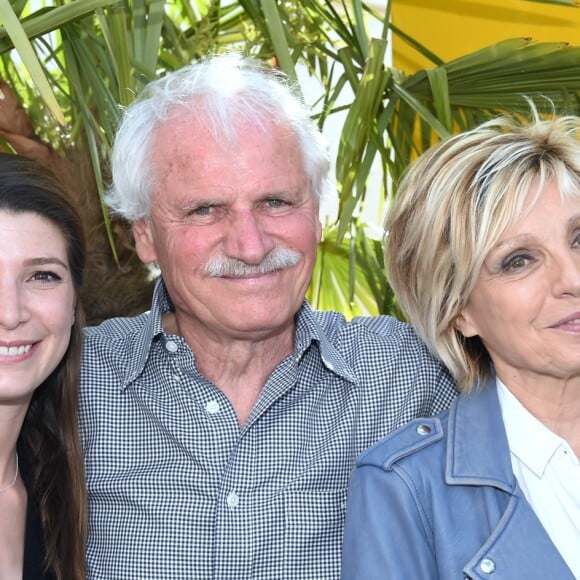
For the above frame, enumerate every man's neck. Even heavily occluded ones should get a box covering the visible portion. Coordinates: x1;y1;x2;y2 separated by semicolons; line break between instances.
163;312;295;425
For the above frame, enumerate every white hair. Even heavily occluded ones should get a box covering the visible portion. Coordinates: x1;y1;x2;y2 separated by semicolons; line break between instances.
106;53;334;220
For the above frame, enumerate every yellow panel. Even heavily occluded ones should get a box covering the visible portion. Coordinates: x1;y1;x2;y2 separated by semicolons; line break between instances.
392;0;580;73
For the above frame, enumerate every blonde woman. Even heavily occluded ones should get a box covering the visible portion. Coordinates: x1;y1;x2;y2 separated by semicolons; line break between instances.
342;113;580;579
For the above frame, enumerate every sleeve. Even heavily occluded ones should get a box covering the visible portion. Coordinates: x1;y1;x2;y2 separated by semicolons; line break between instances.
341;463;438;580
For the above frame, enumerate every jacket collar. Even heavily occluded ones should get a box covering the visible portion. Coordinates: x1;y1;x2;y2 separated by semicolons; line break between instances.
446;377;516;492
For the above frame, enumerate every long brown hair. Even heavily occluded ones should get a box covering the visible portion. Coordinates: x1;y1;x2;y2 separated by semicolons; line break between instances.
0;153;87;579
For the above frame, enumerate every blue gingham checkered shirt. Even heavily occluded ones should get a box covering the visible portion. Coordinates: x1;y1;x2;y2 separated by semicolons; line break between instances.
79;278;457;579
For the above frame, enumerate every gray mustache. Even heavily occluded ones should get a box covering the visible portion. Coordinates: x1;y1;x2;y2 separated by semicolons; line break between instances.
203;248;302;277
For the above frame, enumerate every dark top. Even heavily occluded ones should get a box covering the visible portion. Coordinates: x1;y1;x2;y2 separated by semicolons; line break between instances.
21;457;54;580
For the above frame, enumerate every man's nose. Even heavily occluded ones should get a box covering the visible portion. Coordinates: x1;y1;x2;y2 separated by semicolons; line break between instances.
223;211;274;265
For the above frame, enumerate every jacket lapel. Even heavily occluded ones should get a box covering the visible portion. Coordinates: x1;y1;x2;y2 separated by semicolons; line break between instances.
446;380;575;579
463;491;574;578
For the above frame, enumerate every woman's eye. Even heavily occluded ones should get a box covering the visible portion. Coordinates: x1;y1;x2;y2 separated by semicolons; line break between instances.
501;254;532;272
571;231;580;248
30;270;62;282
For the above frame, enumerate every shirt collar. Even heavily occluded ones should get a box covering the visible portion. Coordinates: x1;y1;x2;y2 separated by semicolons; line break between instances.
124;278;357;386
496;378;566;477
121;277;171;387
294;302;358;383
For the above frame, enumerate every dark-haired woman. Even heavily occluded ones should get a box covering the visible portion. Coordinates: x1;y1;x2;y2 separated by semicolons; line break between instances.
0;153;87;579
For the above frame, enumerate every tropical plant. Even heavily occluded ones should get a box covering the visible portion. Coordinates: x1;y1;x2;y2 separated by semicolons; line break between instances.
0;0;578;322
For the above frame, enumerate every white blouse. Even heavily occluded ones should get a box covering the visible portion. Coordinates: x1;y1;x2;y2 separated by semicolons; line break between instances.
496;378;580;578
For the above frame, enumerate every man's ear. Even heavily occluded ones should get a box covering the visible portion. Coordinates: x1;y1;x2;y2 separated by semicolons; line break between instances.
132;219;158;265
316;217;323;244
454;310;479;338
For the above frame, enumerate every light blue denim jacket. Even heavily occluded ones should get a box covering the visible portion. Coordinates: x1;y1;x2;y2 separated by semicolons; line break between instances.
341;380;575;579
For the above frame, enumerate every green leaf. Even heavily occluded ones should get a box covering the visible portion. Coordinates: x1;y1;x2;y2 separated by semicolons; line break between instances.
307;225;383;317
259;0;298;83
0;0;65;124
0;0;120;53
426;67;451;132
336;37;389;239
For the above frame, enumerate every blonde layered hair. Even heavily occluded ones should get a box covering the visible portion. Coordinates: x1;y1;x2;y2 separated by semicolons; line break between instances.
385;112;580;391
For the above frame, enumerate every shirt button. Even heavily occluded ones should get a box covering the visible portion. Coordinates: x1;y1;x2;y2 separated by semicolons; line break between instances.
226;492;239;509
206;400;220;414
479;558;496;574
416;424;432;435
165;340;178;353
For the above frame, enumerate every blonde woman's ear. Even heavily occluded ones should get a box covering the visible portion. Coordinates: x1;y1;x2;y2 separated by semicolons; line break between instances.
454;310;479;338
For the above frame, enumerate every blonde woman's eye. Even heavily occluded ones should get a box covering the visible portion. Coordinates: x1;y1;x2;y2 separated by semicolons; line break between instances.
501;253;532;272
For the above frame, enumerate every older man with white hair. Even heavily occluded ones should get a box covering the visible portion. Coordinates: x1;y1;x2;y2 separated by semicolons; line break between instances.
79;53;458;579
